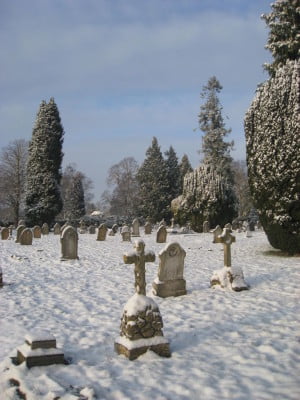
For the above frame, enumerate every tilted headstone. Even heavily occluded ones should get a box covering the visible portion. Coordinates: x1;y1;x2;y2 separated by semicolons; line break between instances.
1;227;9;240
41;223;49;235
97;223;108;241
53;223;61;235
15;225;26;243
203;220;210;233
121;225;131;242
61;226;79;260
156;225;167;243
32;225;41;238
20;228;33;245
131;218;140;237
114;240;170;360
16;331;65;368
211;228;248;291
144;221;152;234
153;242;187;297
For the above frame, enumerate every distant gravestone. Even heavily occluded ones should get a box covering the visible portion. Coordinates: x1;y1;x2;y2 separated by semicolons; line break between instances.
224;223;232;231
144;221;152;235
121;225;131;242
18;219;26;227
156;225;167;243
53;223;61;235
20;228;33;245
153;242;187;298
32;225;41;239
41;223;49;235
203;220;210;233
61;226;79;260
79;220;87;234
1;227;9;240
212;225;223;242
15;225;26;243
88;225;96;234
97;223;108;241
112;224;119;234
131;218;140;237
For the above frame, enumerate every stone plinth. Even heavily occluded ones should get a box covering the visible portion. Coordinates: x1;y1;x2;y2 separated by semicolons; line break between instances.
210;266;249;292
17;332;65;368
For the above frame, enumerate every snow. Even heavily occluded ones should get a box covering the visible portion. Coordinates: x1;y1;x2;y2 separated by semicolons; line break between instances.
0;229;300;400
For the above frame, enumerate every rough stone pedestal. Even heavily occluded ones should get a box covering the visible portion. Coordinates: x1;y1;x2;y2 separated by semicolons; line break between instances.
152;278;186;298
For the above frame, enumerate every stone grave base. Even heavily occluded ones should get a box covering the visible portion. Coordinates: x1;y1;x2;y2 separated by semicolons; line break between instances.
152;278;186;298
210;266;249;292
114;337;171;361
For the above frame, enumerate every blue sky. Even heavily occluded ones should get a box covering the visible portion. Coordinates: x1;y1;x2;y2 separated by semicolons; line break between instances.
0;0;272;200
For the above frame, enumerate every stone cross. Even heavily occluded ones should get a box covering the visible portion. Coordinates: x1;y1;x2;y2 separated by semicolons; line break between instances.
214;227;236;267
123;240;155;295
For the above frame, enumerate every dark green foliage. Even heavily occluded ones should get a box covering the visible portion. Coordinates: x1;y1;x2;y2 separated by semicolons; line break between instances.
262;0;300;77
179;154;193;192
165;146;181;203
64;173;86;222
25;98;64;226
137;137;170;222
245;60;300;254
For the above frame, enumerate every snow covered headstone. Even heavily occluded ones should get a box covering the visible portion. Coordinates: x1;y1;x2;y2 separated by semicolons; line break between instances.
33;225;41;238
211;228;248;292
131;218;140;237
53;223;61;235
19;228;33;245
15;225;25;243
152;242;187;298
61;226;79;260
203;220;210;233
121;225;131;242
144;221;152;234
41;223;49;235
96;223;108;241
1;227;9;240
115;240;171;360
156;225;167;243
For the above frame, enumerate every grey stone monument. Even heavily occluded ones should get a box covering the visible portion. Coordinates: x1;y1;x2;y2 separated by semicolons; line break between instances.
156;225;167;243
20;228;33;245
61;226;79;260
97;223;108;241
33;225;41;239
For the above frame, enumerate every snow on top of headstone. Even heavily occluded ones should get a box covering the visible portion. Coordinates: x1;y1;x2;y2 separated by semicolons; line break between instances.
124;293;158;316
25;331;56;343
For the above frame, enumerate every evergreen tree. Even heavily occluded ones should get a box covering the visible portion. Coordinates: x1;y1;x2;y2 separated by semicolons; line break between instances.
164;146;181;203
262;0;300;77
64;172;86;222
137;137;169;222
25;98;64;226
179;154;193;192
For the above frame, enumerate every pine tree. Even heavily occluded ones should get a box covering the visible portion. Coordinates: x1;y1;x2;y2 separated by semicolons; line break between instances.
25;98;64;226
64;173;86;223
179;154;193;192
165;146;181;203
137;137;170;222
262;0;300;77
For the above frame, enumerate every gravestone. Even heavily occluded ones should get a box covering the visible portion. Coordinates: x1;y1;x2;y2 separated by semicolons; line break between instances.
1;227;9;240
112;224;119;234
79;220;87;234
224;223;232;231
212;225;222;242
15;225;26;243
61;226;79;260
153;242;187;297
131;218;140;237
144;221;152;234
115;240;170;360
18;219;26;227
32;225;41;239
121;225;131;242
156;225;167;243
203;220;210;233
41;223;49;235
97;223;108;241
53;223;61;235
16;331;65;368
20;228;33;245
211;228;248;291
88;225;96;234
245;223;252;238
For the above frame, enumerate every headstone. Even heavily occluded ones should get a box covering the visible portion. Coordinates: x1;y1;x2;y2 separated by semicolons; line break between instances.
112;224;119;234
211;228;248;291
114;240;170;360
32;225;41;239
131;218;140;237
1;227;9;240
144;221;152;234
53;223;61;235
212;225;222;242
121;225;131;242
245;223;252;238
159;218;166;227
79;220;87;234
41;223;49;235
88;225;96;234
20;228;33;245
156;225;167;243
16;331;65;368
224;223;232;231
203;220;210;233
170;218;175;229
18;219;26;227
97;223;108;241
15;225;26;243
152;242;187;297
61;226;79;260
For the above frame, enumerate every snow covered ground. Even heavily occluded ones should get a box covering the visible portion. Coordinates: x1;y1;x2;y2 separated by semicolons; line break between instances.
0;228;299;400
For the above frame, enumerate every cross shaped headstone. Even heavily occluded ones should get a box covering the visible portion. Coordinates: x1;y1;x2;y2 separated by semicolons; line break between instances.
214;227;236;267
123;240;155;295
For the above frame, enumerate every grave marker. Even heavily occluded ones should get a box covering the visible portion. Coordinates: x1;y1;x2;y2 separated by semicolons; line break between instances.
1;227;9;240
156;225;167;243
61;226;79;260
97;223;108;241
20;228;33;245
33;225;41;239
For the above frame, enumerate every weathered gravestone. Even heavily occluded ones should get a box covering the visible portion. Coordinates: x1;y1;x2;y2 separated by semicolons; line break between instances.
32;225;41;239
53;223;61;235
79;220;87;234
152;242;187;298
121;225;131;242
212;225;222;242
88;225;96;234
20;228;33;245
144;221;152;234
211;228;248;291
224;223;232;231
16;331;65;368
156;225;167;243
18;219;26;227
41;223;49;235
112;224;119;234
15;225;26;243
61;226;79;260
203;220;210;233
97;223;108;241
114;240;170;360
1;227;9;240
131;218;140;237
